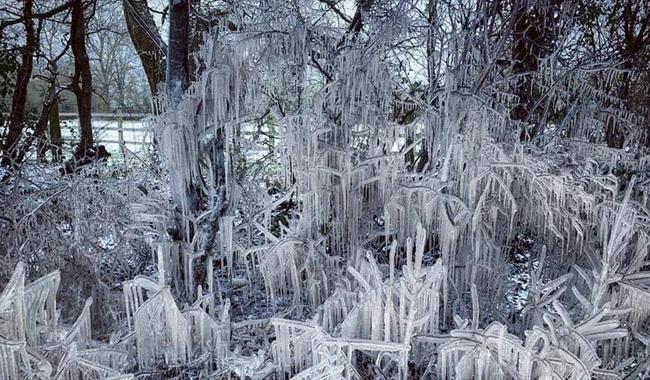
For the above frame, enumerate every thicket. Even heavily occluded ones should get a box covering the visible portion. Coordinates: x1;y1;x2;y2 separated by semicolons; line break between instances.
1;0;649;379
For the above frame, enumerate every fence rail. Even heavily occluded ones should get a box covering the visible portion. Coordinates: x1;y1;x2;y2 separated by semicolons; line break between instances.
2;113;272;162
61;113;151;155
59;112;148;120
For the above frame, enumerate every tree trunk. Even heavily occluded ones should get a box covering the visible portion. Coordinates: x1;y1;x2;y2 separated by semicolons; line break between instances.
49;97;62;162
605;0;649;148
166;0;190;105
510;0;562;142
1;0;36;167
510;3;539;136
164;0;193;220
510;1;556;141
18;82;56;163
70;0;94;157
122;0;166;97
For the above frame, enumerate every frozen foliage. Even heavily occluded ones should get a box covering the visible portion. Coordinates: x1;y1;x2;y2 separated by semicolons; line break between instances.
0;263;131;379
0;260;232;379
1;0;650;378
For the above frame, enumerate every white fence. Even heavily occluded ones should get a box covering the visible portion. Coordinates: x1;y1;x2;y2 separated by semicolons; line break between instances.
2;112;274;163
59;113;151;160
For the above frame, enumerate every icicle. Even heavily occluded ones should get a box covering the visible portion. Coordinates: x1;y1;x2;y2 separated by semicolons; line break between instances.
24;270;59;346
0;339;24;380
0;263;26;342
64;298;93;349
471;283;479;330
155;242;169;287
134;289;191;369
221;215;235;279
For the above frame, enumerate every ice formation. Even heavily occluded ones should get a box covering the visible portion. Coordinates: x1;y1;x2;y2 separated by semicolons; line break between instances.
1;0;650;378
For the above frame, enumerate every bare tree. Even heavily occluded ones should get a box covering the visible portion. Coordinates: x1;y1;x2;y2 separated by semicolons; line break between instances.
1;0;36;166
69;0;95;157
122;0;166;97
88;1;147;113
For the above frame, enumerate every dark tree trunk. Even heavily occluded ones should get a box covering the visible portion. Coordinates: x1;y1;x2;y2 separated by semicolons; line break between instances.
605;0;649;148
49;97;62;162
510;1;558;141
122;0;166;97
510;3;540;140
18;82;56;163
166;0;190;105
1;0;36;167
70;0;94;157
164;0;193;219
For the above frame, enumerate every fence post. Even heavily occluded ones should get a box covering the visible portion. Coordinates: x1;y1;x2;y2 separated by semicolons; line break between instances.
117;109;126;160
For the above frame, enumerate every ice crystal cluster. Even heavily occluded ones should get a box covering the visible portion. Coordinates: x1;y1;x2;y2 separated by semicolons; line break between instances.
1;0;650;379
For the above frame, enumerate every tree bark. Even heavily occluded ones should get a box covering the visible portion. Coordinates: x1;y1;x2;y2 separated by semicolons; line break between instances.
49;97;62;162
1;0;36;167
164;0;193;219
510;1;557;141
122;0;166;97
18;82;56;163
510;3;540;138
166;0;190;105
70;0;94;156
